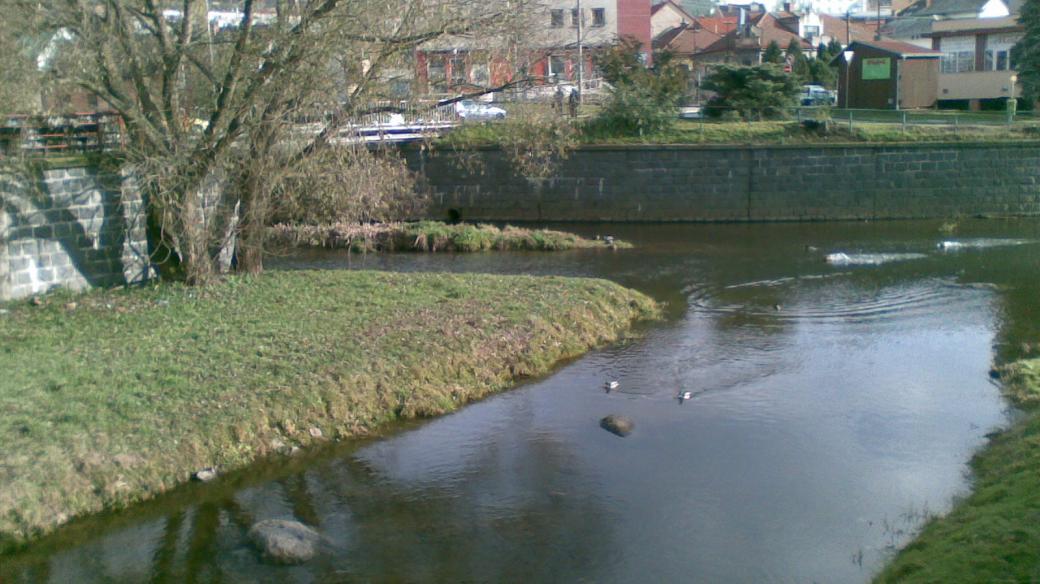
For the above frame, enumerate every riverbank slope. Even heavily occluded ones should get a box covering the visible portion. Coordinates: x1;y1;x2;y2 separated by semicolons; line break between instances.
0;270;657;551
876;357;1040;582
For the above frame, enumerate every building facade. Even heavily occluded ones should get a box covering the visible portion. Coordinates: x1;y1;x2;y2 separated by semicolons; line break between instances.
835;40;941;108
415;0;651;95
925;16;1023;108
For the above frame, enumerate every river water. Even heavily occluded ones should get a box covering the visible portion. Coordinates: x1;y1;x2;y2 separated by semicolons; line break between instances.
4;220;1040;583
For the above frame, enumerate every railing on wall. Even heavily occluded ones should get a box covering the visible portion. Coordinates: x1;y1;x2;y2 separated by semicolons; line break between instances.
0;113;125;157
796;107;1039;128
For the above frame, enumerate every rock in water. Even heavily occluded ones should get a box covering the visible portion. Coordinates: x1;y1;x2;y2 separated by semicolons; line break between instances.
192;467;218;482
600;415;634;437
249;519;321;564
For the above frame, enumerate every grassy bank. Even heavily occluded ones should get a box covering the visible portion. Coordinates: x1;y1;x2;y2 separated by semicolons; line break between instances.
268;221;629;252
875;357;1040;582
0;270;657;551
442;119;1040;147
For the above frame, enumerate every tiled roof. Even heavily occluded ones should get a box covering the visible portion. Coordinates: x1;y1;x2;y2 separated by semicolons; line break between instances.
901;0;994;17
653;23;723;52
819;14;880;44
698;12;812;54
925;15;1022;34
696;15;740;34
854;39;943;56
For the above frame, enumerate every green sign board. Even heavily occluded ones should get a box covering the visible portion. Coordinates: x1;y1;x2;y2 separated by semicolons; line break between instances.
862;57;891;80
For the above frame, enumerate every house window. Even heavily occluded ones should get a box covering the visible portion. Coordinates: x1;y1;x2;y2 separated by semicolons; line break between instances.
940;51;975;73
571;8;580;26
550;9;563;27
957;50;974;72
450;55;467;85
989;49;1010;70
548;55;571;80
428;58;447;91
471;63;490;85
592;8;606;26
804;25;819;39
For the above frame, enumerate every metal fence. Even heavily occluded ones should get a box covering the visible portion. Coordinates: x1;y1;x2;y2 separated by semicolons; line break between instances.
795;107;1039;129
0;113;125;157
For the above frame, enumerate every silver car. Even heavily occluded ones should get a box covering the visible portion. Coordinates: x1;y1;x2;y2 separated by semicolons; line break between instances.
454;99;507;121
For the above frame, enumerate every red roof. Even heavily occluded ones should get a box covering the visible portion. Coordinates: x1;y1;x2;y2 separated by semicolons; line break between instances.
819;14;878;44
696;15;739;35
698;12;812;55
653;23;723;53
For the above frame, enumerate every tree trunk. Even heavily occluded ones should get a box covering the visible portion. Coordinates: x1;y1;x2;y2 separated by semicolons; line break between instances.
179;189;217;285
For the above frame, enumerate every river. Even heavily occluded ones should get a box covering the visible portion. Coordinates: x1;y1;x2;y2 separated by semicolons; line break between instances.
4;219;1040;583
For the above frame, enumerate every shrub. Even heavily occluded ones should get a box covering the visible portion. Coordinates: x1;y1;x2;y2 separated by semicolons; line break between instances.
587;39;687;136
702;64;799;120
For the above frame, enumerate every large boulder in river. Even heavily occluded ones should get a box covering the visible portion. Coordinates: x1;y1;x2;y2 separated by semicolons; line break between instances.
600;415;634;437
249;519;321;564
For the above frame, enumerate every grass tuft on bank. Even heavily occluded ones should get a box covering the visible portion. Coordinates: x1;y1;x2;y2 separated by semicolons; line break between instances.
0;270;657;551
441;119;1040;147
268;221;630;252
875;357;1040;583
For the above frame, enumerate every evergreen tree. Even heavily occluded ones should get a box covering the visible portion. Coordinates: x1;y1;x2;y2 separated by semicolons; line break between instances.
827;38;844;56
787;38;811;84
1012;0;1040;102
763;40;784;64
809;59;837;88
591;40;688;135
702;64;800;119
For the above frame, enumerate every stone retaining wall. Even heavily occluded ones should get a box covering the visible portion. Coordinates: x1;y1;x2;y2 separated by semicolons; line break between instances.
0;163;152;301
406;142;1040;222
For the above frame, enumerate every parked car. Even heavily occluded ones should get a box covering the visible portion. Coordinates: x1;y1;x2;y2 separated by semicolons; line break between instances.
800;85;836;106
454;100;507;121
678;105;704;120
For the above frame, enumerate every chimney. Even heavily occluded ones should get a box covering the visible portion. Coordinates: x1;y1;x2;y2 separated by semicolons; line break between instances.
783;1;792;12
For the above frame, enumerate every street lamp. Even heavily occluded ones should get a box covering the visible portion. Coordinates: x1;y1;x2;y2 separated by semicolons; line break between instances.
843;50;855;109
1009;73;1018;123
576;0;584;105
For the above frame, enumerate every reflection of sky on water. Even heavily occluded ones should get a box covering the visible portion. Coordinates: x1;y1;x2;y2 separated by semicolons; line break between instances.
6;219;1040;583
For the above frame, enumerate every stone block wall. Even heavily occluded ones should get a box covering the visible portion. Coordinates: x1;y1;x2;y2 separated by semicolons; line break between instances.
405;142;1040;222
0;163;153;301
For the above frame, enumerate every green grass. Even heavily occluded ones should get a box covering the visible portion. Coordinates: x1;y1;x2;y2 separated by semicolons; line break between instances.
269;221;631;252
0;270;657;551
875;357;1040;583
438;118;1040;147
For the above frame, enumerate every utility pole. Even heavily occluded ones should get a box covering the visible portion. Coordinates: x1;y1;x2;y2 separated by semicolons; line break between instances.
577;0;584;104
876;0;882;40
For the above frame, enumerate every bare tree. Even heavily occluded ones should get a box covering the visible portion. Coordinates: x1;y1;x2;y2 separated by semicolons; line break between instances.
17;0;544;282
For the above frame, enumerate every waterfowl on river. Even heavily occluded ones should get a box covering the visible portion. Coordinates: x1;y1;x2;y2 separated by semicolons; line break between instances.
678;391;692;403
605;381;620;391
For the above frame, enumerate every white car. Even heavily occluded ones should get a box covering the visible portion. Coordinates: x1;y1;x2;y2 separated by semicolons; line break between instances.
454;99;507;121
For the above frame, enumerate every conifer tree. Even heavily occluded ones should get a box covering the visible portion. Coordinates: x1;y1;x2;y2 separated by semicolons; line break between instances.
1012;0;1040;102
763;40;784;64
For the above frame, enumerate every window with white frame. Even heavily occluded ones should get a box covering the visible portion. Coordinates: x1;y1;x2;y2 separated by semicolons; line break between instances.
984;33;1021;71
571;8;580;26
939;37;975;74
550;9;564;27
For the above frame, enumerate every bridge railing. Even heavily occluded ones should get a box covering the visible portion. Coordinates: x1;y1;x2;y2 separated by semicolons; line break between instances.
1;113;125;157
